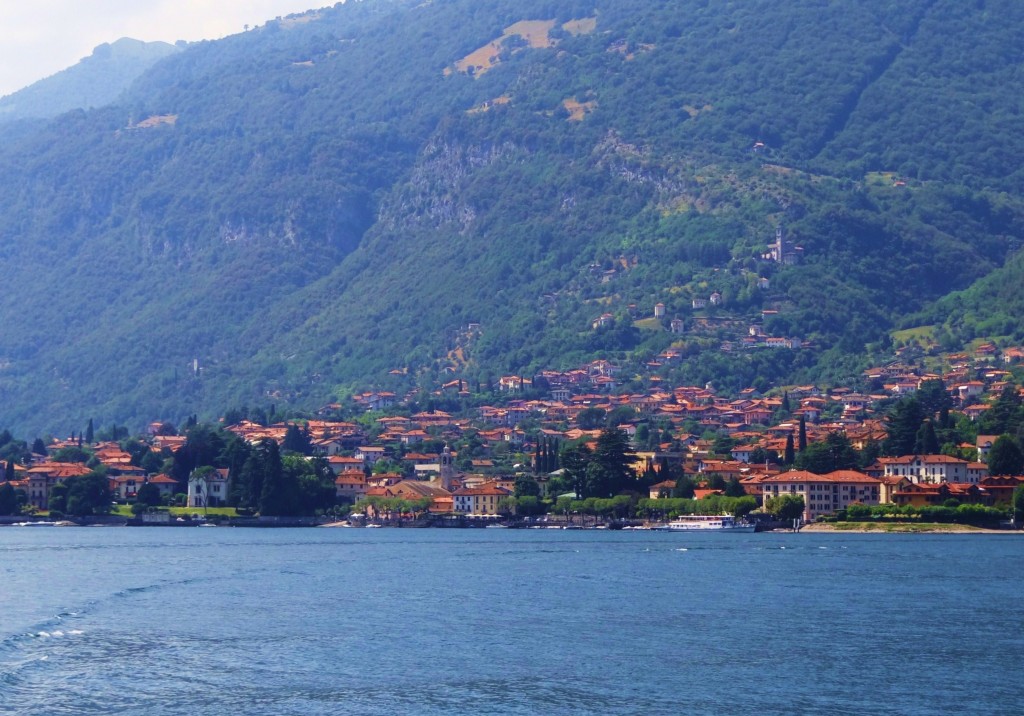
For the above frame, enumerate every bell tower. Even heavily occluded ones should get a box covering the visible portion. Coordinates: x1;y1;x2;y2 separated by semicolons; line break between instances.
439;444;455;491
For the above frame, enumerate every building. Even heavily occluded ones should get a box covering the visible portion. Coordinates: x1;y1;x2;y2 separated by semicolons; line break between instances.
26;462;92;510
879;455;970;484
334;470;368;502
452;481;513;516
187;468;229;508
760;470;882;522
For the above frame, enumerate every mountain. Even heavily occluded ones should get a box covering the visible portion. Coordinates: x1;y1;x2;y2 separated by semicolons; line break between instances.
0;0;1022;436
0;38;181;123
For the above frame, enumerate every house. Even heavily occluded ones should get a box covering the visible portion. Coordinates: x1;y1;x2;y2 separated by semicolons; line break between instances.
334;471;368;502
187;468;230;508
760;470;882;522
326;455;365;474
654;303;666;318
731;445;756;463
355;446;388;466
26;462;92;510
978;476;1023;505
147;473;181;499
452;481;513;516
648;480;677;499
892;482;990;508
110;475;143;501
976;435;1000;462
669;318;684;334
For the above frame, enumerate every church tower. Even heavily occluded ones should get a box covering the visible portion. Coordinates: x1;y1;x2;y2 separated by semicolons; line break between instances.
439;444;455;492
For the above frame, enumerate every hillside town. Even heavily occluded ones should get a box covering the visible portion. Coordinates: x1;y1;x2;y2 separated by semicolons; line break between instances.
2;337;1024;528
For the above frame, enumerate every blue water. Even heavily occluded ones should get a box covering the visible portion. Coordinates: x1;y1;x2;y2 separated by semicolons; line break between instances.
1;528;1022;715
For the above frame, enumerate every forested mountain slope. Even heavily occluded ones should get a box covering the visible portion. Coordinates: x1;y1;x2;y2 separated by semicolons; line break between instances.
0;38;180;123
0;0;1022;434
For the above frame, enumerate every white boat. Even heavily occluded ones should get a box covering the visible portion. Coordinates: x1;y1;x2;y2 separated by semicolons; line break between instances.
651;515;755;532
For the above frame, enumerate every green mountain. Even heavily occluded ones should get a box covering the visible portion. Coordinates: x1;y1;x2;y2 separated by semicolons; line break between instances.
0;0;1022;436
0;38;181;123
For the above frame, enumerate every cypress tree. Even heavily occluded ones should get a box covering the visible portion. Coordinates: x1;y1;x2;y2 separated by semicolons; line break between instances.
914;419;940;455
4;460;15;482
85;419;94;444
784;432;795;465
798;415;807;452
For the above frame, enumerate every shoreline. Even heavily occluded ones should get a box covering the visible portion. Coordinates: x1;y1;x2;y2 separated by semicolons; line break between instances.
799;522;1020;534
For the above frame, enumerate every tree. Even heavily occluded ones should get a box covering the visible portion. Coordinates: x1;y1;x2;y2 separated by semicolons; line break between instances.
859;438;882;469
257;440;299;516
50;446;91;463
514;474;541;498
673;473;696;499
134;481;163;508
85;418;94;445
798;415;808;452
784;432;795;465
4;460;15;482
282;423;313;455
577;407;607;430
914;419;940;455
916;379;953;418
765;494;805;521
977;385;1024;436
750;447;780;465
172;423;228;483
987;434;1024;476
883;397;925;456
0;482;20;516
587;428;636;498
58;472;112;516
724;477;746;498
31;438;48;456
794;432;858;474
1012;483;1024;527
559;443;591;498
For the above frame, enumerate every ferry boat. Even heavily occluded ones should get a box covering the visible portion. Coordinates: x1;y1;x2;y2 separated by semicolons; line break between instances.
651;515;755;532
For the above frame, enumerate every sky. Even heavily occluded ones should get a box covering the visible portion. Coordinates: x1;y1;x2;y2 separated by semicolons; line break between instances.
0;1;326;97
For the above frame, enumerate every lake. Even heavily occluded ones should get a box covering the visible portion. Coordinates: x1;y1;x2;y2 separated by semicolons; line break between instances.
1;528;1022;715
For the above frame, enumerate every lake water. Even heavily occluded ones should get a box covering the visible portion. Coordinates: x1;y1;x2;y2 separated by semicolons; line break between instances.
1;528;1022;715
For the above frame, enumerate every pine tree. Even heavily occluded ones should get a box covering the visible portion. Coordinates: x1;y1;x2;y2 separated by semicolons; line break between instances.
883;397;925;456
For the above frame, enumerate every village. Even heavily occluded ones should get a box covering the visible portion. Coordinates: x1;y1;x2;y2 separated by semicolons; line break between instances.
2;335;1024;529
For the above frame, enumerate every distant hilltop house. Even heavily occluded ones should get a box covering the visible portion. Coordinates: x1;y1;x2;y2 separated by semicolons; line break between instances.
762;226;803;265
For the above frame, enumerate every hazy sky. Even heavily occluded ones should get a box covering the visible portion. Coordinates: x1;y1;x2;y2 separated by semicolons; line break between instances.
0;1;326;97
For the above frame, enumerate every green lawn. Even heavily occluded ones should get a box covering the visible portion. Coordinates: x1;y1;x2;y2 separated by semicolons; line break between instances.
109;505;240;517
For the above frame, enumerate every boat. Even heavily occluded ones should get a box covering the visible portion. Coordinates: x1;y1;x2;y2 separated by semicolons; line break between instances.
650;515;756;532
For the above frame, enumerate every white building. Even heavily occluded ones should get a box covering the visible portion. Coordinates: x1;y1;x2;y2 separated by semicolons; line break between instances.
878;455;970;484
